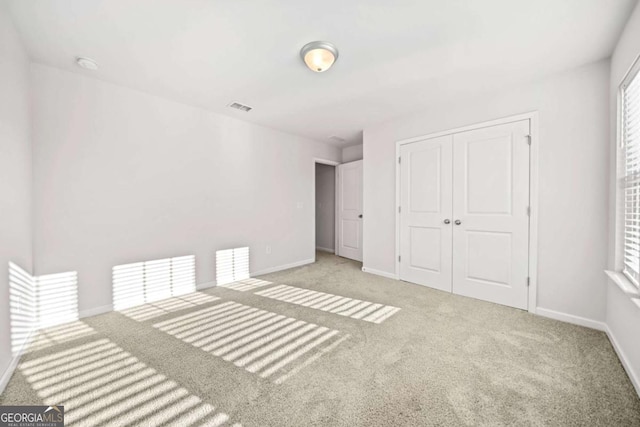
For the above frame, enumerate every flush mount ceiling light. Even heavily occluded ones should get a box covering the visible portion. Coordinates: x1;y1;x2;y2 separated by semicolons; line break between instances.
300;41;338;73
76;57;99;70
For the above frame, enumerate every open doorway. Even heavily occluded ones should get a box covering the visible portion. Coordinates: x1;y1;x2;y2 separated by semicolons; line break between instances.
314;162;337;255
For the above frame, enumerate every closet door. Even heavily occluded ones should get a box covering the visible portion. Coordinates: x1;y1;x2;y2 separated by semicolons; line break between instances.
399;135;453;292
451;120;530;309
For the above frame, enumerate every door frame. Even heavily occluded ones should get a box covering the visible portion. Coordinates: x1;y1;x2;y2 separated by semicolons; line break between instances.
394;112;539;313
313;158;340;259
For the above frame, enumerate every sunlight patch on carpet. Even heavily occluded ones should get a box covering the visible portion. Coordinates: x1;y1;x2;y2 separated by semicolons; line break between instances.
119;292;219;322
254;284;400;324
19;337;239;427
217;278;273;292
153;302;348;383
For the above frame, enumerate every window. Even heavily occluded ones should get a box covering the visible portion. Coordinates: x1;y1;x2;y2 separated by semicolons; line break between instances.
621;59;640;286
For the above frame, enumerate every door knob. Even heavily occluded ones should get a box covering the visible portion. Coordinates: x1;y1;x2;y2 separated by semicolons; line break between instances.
358;214;363;218
455;220;462;225
444;219;450;224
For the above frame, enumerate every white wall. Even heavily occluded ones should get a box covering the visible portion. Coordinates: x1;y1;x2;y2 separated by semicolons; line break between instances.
607;1;640;394
31;64;340;316
315;163;335;252
363;59;610;322
342;144;363;163
0;3;32;385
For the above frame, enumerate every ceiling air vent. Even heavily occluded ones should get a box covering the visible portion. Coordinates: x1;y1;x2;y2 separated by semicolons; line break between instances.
227;102;253;112
329;135;346;143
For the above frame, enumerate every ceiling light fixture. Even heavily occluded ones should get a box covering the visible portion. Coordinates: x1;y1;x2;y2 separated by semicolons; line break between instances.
300;41;338;73
76;57;98;71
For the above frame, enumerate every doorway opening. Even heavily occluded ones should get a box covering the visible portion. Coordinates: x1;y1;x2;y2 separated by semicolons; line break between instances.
314;162;337;256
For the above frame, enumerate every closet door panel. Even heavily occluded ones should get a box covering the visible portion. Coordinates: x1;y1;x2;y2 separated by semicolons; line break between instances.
399;135;453;292
452;120;530;309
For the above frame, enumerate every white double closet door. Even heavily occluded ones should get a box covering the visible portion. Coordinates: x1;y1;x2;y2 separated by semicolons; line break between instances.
399;120;530;310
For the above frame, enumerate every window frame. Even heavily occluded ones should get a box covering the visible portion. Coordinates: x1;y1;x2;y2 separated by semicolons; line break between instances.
617;54;640;289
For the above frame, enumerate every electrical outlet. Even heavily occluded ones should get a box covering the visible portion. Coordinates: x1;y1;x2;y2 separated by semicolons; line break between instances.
266;245;272;254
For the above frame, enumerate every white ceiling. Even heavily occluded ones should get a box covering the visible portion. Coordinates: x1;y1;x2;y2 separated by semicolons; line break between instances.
6;0;638;147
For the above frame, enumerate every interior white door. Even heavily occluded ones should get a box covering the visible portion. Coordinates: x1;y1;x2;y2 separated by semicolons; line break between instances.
399;135;453;292
338;160;363;261
451;120;530;309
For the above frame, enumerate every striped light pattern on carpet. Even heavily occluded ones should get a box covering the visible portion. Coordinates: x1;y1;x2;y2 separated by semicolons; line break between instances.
153;301;348;384
254;285;400;324
217;278;273;292
25;321;97;354
119;292;219;322
19;337;239;427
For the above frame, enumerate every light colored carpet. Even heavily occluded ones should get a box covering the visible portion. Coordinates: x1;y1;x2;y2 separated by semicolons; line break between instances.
2;252;639;426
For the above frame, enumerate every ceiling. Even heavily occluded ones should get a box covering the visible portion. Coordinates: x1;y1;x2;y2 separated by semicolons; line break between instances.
6;0;638;147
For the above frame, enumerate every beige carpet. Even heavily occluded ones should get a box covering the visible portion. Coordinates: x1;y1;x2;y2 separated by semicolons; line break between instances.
2;252;639;426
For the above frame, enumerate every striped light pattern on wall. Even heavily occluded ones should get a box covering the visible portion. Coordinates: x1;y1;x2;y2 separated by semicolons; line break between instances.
215;247;250;286
9;262;83;354
112;255;196;311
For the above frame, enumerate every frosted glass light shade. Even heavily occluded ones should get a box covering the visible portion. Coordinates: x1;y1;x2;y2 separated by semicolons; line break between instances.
300;41;339;73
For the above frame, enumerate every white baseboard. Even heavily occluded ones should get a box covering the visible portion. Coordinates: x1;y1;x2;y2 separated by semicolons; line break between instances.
253;259;315;277
316;247;335;254
79;304;113;319
196;281;217;291
536;307;606;331
520;308;640;398
361;266;398;280
606;325;640;397
197;258;316;289
0;329;34;395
